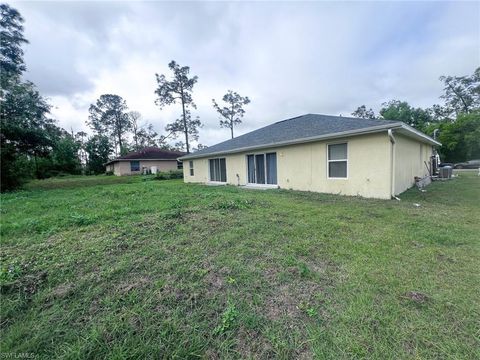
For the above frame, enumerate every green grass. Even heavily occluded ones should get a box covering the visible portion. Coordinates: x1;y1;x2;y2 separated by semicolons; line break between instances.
1;173;479;359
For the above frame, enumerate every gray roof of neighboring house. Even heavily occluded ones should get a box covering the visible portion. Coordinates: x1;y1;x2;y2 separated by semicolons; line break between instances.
180;113;439;160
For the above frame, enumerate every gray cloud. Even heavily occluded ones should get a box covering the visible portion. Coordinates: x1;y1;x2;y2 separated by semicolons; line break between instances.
11;1;480;144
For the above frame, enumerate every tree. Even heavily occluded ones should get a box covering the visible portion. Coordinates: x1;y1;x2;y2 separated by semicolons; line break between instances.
154;61;201;153
85;135;112;174
136;124;159;149
164;110;202;152
212;90;250;138
75;131;88;167
428;111;480;162
1;4;83;189
0;4;28;89
193;143;208;152
351;105;376;119
379;100;432;131
439;67;480;116
1;80;54;179
50;132;82;175
87;94;130;155
128;111;142;150
1;4;57;188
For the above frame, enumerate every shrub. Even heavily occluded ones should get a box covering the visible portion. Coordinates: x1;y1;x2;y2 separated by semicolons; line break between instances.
168;170;184;179
155;172;170;180
105;170;114;176
154;170;183;181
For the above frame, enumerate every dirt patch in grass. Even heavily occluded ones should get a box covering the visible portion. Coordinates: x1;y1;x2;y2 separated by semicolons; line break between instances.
12;270;48;296
49;283;75;299
403;291;430;304
262;266;329;322
204;270;225;292
236;326;275;359
116;276;151;294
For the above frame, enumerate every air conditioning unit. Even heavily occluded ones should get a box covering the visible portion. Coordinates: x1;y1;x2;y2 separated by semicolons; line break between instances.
439;166;452;179
150;166;158;174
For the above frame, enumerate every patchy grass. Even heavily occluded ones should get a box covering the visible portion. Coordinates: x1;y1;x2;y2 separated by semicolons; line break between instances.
1;173;479;359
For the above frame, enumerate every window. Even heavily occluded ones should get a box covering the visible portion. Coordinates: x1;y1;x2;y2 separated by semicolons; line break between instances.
328;143;347;178
247;152;277;184
209;158;226;182
189;161;194;176
130;161;140;172
177;161;183;170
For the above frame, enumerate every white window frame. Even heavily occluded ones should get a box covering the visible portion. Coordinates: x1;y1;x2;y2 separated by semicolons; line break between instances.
208;158;227;183
327;142;348;180
189;161;194;176
245;152;278;185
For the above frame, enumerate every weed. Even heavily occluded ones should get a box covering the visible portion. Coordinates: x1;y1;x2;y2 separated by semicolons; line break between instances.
210;198;255;211
213;302;239;335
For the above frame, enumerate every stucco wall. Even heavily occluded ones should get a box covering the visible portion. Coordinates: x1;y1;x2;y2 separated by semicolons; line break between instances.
184;132;393;199
393;134;433;195
112;160;179;176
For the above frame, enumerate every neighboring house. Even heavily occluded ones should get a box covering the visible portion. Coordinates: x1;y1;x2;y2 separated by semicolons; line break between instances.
179;114;441;199
105;147;186;176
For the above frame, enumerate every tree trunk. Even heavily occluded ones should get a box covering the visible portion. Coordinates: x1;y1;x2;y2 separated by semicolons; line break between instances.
180;88;190;153
133;122;138;151
117;117;123;153
230;104;235;139
33;152;39;179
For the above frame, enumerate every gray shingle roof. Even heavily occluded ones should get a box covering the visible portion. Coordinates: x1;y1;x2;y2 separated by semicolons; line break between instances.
181;114;403;159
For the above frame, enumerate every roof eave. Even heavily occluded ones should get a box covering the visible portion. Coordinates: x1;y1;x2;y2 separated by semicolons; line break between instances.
398;124;442;146
179;123;405;160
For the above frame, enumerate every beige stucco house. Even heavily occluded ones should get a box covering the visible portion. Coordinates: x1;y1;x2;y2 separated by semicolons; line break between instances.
179;114;441;199
105;147;185;176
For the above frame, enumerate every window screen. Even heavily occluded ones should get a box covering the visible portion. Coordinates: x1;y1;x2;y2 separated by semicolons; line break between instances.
209;158;227;182
328;143;347;178
328;143;347;160
189;161;194;176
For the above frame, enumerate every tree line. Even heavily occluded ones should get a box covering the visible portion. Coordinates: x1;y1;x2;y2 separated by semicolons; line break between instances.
351;68;480;163
0;4;251;191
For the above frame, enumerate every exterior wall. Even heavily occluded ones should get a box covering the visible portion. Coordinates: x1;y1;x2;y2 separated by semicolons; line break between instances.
393;134;433;195
184;132;393;199
111;160;179;176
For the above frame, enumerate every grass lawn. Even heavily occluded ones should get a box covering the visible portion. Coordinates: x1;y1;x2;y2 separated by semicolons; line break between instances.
1;174;479;359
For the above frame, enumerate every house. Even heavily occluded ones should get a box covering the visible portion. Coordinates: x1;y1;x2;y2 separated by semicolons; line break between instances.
179;114;441;199
105;147;186;176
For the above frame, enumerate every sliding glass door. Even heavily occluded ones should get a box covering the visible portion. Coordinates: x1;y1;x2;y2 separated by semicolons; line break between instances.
266;153;277;184
247;152;277;185
255;154;265;184
247;155;255;183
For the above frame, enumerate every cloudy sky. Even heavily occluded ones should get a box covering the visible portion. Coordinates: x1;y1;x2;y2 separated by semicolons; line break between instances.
11;0;480;147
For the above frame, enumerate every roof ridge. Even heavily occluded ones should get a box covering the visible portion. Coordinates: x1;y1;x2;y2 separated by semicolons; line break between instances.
274;114;309;124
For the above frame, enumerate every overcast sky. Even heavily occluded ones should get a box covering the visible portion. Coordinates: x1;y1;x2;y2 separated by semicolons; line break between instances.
11;0;480;147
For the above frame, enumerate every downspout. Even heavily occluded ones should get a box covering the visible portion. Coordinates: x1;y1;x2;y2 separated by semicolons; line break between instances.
388;129;399;200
